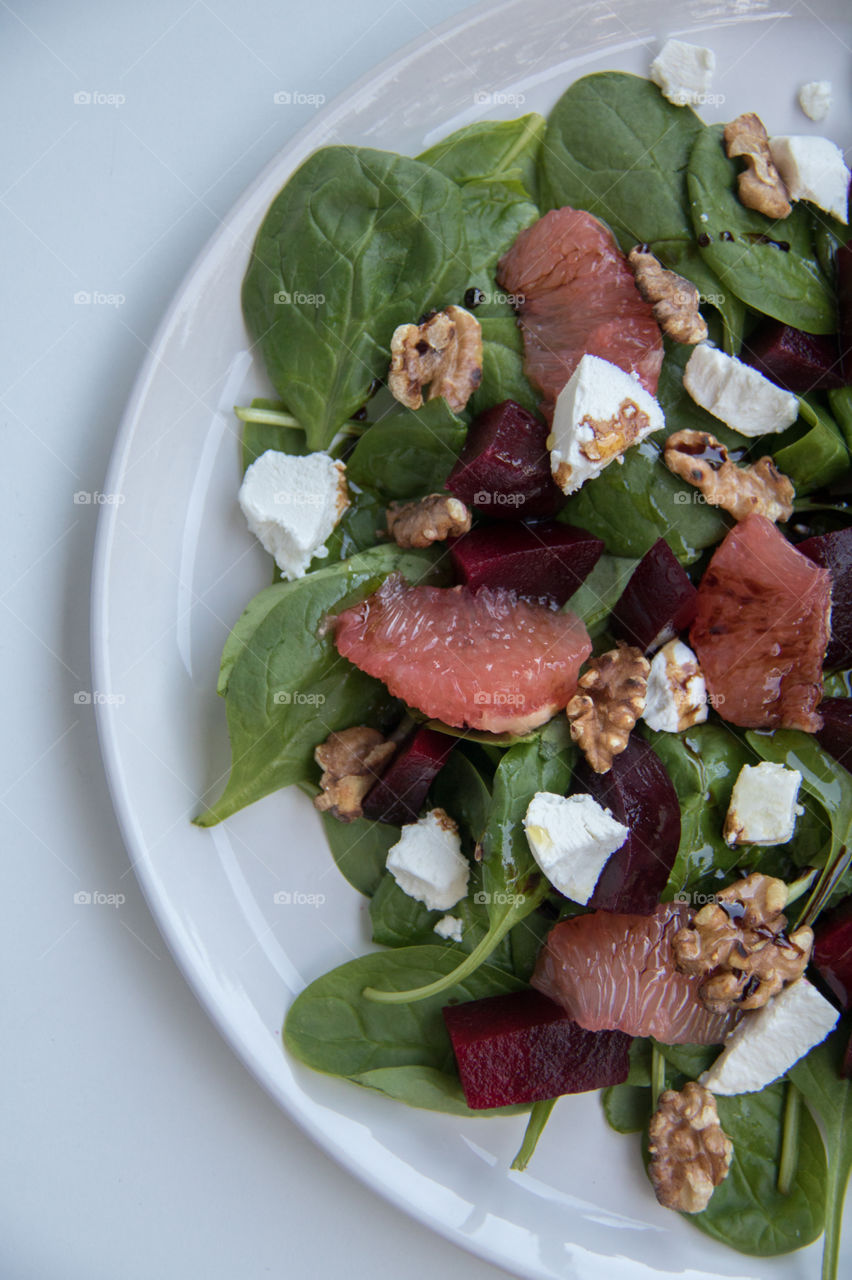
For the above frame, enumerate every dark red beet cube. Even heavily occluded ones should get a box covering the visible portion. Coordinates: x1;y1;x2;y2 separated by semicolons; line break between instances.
741;319;844;392
448;521;603;606
443;988;631;1109
446;399;565;520
837;240;852;381
609;538;697;654
577;737;681;915
816;698;852;771
798;528;852;667
812;897;852;1010
362;725;454;825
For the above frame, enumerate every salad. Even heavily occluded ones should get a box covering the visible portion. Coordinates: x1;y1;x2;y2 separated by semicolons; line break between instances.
196;46;852;1278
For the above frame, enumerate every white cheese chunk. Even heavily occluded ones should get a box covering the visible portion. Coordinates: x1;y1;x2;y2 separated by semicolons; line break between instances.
548;354;664;495
523;792;629;905
700;979;839;1096
386;809;469;911
683;344;799;437
798;80;832;122
642;640;708;733
238;449;349;580
723;761;803;847
769;134;850;223
433;914;463;942
650;39;716;107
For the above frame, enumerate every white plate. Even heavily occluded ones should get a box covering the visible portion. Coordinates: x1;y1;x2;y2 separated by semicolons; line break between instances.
92;2;851;1276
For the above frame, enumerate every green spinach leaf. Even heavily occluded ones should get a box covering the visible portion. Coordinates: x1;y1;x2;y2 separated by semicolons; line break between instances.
239;399;307;470
771;396;849;494
345;398;468;499
564;553;640;638
418;114;545;199
320;811;400;897
469;312;539;416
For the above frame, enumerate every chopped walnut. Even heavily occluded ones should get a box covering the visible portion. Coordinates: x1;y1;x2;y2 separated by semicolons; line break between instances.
672;873;813;1014
388;305;483;413
566;643;650;773
664;429;794;523
628;248;708;345
580;401;651;464
724;112;792;219
313;726;396;822
386;493;471;548
648;1082;733;1214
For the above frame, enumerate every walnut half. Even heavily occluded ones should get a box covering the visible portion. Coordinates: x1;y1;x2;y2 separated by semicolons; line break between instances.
724;112;792;219
386;493;471;548
388;305;483;413
628;248;708;345
566;643;649;773
664;428;794;523
649;1082;733;1214
314;726;395;822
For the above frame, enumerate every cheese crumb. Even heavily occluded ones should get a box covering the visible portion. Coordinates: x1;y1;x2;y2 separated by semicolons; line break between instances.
769;134;850;223
798;81;832;122
643;640;708;733
238;450;349;580
650;39;716;107
386;809;469;911
433;914;463;942
523;792;629;904
723;762;803;847
683;344;799;437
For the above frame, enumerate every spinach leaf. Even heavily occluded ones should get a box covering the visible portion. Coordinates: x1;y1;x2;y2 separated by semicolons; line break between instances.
429;750;492;848
687;125;836;334
771;396;849;494
196;545;443;825
454;176;538;293
564;553;640;638
239;399;307;470
320;484;386;562
283;943;526;1115
828;388;852;452
789;1028;852;1280
320;811;399;897
602;1041;654;1135
242;146;469;450
345;398;468;500
418;114;545;199
469;312;539;416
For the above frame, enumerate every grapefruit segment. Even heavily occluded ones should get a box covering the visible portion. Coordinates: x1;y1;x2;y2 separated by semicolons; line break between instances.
332;576;591;735
532;903;739;1044
496;207;663;419
690;514;831;732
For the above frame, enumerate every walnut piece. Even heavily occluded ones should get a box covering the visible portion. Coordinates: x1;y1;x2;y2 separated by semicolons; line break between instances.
664;429;794;523
628;248;708;344
672;872;813;1013
648;1082;733;1214
313;726;395;822
388;305;483;413
386;493;472;548
579;401;651;464
566;643;650;773
724;112;792;219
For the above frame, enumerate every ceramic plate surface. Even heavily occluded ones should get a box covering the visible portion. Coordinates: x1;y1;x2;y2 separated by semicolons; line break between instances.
93;2;852;1275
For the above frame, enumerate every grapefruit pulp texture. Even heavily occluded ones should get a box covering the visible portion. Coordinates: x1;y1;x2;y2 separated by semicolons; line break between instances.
690;514;831;732
332;576;591;735
496;207;663;419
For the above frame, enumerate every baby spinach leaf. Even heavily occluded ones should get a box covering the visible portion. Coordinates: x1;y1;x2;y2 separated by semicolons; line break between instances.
350;1065;522;1117
789;1028;852;1280
602;1083;652;1135
564;553;640;638
771;396;849;494
511;1097;557;1169
469;312;538;416
242;146;469;450
418;114;545;199
828;388;852;452
454;176;538;293
345;399;468;500
239;399;307;471
320;484;386;562
283;942;525;1115
197;545;443;825
687;126;836;334
320;811;400;897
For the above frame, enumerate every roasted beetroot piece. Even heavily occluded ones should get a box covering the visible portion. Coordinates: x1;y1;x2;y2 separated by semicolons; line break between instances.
812;897;852;1010
445;400;565;520
362;726;454;825
741;319;844;391
816;698;852;770
837;240;852;380
576;737;681;914
442;988;631;1109
609;538;698;654
799;527;852;667
448;521;603;605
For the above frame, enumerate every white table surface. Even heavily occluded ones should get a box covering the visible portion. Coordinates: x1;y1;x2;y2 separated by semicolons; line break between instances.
1;3;512;1277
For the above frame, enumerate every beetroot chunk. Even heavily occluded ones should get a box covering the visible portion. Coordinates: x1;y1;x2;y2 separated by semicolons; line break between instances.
448;521;603;606
609;538;698;654
362;726;454;825
741;319;844;391
445;400;565;520
816;698;852;770
798;527;852;667
812;897;852;1010
577;737;681;914
442;988;631;1109
837;240;852;380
